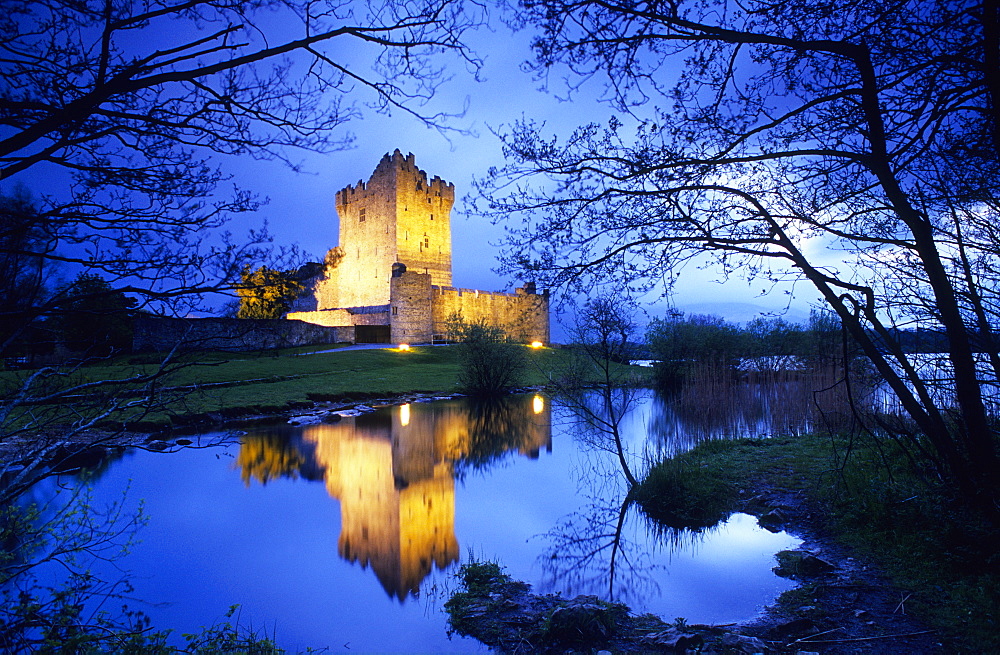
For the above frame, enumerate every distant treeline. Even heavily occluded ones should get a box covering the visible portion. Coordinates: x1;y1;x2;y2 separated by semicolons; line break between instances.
646;309;843;366
643;309;985;388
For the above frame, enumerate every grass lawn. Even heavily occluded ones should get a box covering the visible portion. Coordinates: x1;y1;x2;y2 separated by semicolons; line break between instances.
3;344;633;429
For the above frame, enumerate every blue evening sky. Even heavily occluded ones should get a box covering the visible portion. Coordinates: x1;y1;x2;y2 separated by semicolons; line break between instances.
6;12;824;328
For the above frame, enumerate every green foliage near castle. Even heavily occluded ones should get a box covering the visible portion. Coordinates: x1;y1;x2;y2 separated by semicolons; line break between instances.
236;266;303;320
446;315;528;397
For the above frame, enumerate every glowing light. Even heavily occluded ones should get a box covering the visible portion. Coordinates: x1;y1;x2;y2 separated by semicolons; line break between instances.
532;394;545;414
398;343;410;351
530;341;544;349
400;403;411;426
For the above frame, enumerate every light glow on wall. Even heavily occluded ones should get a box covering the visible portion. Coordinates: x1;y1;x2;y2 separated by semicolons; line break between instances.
400;403;411;426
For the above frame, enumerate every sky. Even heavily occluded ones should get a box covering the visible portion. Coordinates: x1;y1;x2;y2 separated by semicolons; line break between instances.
219;22;820;328
6;5;822;329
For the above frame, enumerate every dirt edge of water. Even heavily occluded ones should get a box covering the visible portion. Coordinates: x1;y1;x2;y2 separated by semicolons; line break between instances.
446;478;944;654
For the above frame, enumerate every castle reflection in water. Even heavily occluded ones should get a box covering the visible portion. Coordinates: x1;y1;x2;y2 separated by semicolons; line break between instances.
236;395;552;600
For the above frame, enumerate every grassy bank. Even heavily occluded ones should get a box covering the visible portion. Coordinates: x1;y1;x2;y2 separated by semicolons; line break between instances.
4;344;638;430
634;434;999;651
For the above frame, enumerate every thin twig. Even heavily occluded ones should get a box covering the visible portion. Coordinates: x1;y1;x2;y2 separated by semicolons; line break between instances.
788;627;843;645
795;629;935;644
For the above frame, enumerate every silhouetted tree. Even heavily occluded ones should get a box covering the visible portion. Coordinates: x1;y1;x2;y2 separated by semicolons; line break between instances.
557;295;643;487
483;0;1000;503
0;188;54;351
50;273;138;356
0;0;481;501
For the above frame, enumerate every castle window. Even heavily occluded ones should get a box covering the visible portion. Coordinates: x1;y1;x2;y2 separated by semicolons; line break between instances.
423;235;430;249
430;213;434;221
359;208;366;222
392;306;398;316
416;181;422;190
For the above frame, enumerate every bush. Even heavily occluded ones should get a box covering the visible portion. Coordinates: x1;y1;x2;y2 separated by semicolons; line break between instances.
448;317;526;397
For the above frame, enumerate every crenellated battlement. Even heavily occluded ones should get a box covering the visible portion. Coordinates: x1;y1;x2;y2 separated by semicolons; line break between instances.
432;286;510;300
336;149;455;208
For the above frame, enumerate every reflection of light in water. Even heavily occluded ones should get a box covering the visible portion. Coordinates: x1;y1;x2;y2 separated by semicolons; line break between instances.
533;395;545;414
400;403;410;426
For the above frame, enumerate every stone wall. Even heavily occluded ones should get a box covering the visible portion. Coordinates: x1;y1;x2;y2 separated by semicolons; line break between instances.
430;284;550;344
390;270;434;344
133;315;353;353
286;306;391;328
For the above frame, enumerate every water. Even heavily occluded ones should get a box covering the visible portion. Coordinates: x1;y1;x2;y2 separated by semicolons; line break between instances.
21;391;800;652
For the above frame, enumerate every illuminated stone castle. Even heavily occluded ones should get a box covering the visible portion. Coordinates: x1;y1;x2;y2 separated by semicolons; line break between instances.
287;150;549;344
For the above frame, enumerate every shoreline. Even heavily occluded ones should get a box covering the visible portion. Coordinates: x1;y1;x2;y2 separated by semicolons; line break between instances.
4;391;943;653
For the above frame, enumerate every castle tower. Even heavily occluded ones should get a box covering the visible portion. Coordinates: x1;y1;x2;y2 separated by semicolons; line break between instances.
330;150;455;308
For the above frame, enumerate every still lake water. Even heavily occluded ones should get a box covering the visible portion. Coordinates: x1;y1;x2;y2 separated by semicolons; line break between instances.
31;391;802;652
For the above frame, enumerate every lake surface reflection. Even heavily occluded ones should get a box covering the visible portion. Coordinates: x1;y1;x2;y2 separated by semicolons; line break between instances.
36;391;800;652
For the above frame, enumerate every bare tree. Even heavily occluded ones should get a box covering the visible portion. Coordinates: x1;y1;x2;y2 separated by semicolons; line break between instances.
0;0;481;498
480;0;1000;504
556;294;643;487
1;0;481;326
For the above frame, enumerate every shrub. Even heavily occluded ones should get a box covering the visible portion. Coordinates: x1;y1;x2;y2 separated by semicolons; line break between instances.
448;317;526;397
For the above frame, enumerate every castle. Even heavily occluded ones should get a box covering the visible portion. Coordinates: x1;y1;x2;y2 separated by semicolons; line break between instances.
286;150;549;344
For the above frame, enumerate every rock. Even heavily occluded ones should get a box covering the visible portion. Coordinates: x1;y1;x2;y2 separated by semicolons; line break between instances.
720;633;767;653
288;415;322;426
773;550;836;578
771;617;817;638
757;508;787;532
644;628;704;650
145;440;171;452
175;438;193;446
545;599;617;643
743;494;770;513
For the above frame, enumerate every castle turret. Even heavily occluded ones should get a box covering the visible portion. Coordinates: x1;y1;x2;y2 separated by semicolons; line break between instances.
331;150;455;308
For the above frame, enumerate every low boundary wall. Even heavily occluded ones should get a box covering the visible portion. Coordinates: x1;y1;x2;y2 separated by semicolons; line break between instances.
133;315;353;353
